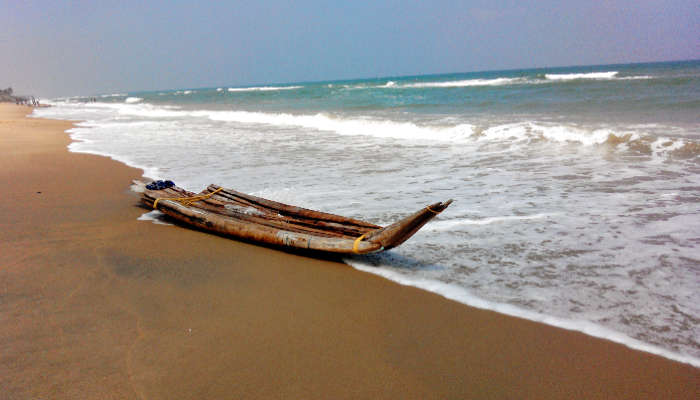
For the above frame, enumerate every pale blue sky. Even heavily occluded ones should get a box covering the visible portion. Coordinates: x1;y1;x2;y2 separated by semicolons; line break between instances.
2;0;699;97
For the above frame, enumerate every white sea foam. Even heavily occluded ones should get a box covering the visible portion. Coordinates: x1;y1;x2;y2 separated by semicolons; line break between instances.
479;122;621;146
111;103;184;118
195;110;477;142
649;137;687;163
426;213;556;231
100;93;126;98
216;88;223;92
125;97;143;103
393;77;527;88
63;124;162;179
45;100;678;154
227;85;302;92
619;75;653;80
137;210;172;225
545;71;618;80
342;261;700;368
541;126;614;145
364;73;653;89
36;101;674;155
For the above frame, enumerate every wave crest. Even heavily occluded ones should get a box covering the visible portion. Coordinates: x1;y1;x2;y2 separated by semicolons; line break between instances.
392;77;526;88
40;101;698;161
545;71;618;80
199;110;477;142
227;85;302;92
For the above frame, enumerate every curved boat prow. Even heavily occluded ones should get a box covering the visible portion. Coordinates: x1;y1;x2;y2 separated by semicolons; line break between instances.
365;199;453;251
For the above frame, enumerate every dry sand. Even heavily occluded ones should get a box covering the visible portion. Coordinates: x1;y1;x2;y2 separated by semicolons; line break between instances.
0;103;697;399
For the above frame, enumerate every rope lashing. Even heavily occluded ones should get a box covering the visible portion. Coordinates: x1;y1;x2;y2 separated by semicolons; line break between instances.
425;205;442;214
153;187;224;209
353;233;368;254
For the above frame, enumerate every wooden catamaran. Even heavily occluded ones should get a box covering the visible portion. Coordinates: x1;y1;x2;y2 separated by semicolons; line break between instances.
140;181;452;255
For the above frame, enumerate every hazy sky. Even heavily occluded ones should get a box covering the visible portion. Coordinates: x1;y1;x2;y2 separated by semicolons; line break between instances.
2;0;699;97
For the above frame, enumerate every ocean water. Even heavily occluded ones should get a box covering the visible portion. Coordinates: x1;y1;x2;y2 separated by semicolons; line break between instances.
34;60;700;366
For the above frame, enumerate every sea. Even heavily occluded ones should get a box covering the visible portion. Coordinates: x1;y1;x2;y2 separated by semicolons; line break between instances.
34;60;700;367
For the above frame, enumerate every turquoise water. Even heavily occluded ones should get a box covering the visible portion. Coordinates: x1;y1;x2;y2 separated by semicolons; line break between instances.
135;60;700;123
37;60;700;366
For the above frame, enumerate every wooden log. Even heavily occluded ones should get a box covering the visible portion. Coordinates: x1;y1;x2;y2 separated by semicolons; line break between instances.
147;188;373;238
208;185;381;229
156;199;383;254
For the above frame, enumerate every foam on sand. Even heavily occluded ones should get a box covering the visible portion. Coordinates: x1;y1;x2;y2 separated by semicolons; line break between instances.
345;258;700;368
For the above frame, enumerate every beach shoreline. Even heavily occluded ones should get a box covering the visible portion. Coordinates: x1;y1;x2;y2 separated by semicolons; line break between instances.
1;103;697;398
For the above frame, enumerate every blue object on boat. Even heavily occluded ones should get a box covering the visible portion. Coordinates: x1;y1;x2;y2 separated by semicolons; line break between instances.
146;180;175;190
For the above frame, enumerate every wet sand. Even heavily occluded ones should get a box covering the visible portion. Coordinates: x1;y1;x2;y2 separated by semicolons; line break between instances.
0;103;697;399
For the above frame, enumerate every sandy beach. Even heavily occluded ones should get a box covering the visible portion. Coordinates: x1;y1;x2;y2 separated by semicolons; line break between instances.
0;102;697;398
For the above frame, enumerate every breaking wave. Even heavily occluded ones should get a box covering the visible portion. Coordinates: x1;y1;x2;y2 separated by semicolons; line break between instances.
198;109;477;142
376;73;654;89
227;85;303;92
545;71;618;80
39;100;699;160
395;77;527;88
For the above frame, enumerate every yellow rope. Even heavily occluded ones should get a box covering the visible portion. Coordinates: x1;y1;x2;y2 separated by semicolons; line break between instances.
153;187;224;209
353;233;368;254
425;205;442;214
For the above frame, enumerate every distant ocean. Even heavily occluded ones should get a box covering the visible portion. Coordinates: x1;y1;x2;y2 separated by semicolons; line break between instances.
34;60;700;367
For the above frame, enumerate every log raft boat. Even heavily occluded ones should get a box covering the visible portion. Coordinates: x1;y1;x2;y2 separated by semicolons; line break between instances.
140;182;452;255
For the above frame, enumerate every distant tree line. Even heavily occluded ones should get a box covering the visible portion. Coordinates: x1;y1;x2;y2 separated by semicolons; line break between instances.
1;87;18;102
0;87;40;106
